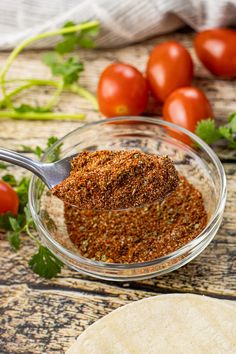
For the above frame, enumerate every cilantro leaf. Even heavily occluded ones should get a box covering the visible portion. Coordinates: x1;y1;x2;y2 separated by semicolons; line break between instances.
196;115;236;148
7;217;22;251
0;162;8;169
43;52;84;85
218;126;231;141
2;174;17;187
46;136;59;148
9;217;21;231
195;119;222;144
55;21;99;54
219;125;236;148
0;211;25;232
7;231;21;251
14;104;51;114
46;136;62;162
29;245;63;279
33;146;43;158
24;205;33;223
228;112;236;122
0;212;14;230
56;35;78;55
20;136;60;159
21;145;43;158
42;52;59;67
16;177;30;212
228;113;236;133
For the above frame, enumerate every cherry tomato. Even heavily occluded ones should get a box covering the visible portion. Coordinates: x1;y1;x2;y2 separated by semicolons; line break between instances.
163;86;213;135
194;28;236;78
0;180;19;215
97;63;148;117
146;41;193;102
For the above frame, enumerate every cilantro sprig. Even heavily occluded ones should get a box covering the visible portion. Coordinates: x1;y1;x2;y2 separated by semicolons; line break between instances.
196;114;236;148
29;245;64;279
0;20;99;120
0;137;64;278
56;21;99;54
0;162;8;169
42;53;84;86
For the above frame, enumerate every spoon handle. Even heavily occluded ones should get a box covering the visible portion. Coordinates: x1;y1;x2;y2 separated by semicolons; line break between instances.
0;148;44;179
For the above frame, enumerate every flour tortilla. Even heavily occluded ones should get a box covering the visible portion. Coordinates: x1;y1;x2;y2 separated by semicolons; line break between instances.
66;294;236;354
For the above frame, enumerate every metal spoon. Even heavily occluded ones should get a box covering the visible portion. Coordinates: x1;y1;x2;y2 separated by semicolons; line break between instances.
0;148;72;189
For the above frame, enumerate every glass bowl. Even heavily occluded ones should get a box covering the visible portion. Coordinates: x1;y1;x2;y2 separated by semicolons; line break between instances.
29;117;227;281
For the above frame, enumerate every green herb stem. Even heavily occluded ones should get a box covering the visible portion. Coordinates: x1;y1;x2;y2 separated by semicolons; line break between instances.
0;110;85;120
70;83;98;110
5;78;59;85
0;79;60;108
6;82;34;99
45;80;64;110
0;82;42;108
25;223;41;246
1;78;98;110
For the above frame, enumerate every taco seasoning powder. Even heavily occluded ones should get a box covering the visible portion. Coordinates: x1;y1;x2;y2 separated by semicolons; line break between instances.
52;150;207;263
52;150;179;210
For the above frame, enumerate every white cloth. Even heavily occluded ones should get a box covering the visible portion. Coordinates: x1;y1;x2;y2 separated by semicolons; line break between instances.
0;0;236;49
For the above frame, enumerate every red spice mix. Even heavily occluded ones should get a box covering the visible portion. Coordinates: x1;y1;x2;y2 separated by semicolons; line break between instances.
52;150;179;210
63;179;207;263
52;150;207;263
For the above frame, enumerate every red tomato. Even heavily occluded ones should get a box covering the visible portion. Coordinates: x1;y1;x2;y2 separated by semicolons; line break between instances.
97;63;148;117
163;86;213;135
0;181;19;215
194;28;236;78
146;41;193;102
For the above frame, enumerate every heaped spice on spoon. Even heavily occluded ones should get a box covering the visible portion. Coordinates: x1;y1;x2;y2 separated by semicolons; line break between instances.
52;150;179;210
52;149;207;263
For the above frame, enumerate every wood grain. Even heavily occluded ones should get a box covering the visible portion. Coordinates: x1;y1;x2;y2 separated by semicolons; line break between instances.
0;29;236;354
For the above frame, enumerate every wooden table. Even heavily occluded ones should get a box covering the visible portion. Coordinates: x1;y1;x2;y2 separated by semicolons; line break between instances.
0;29;236;354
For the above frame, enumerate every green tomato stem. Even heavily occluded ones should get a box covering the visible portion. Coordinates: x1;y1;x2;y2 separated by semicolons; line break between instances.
0;110;85;120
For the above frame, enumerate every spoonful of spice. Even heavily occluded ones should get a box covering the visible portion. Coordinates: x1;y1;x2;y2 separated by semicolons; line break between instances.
52;150;179;210
0;148;178;210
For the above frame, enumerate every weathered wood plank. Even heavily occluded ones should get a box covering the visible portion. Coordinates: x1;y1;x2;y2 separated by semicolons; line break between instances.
0;284;125;354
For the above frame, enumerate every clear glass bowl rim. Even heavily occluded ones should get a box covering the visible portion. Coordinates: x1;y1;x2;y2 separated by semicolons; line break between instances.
29;116;227;271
